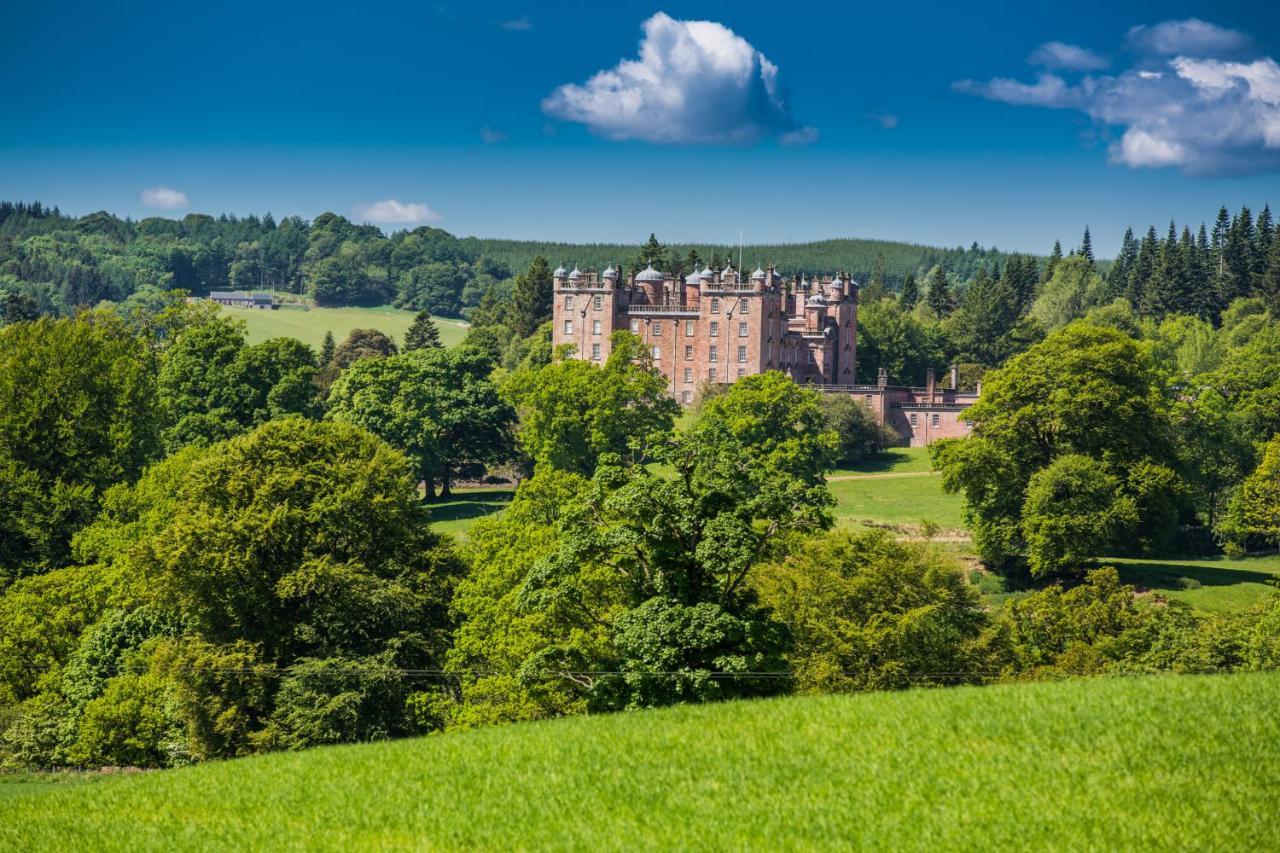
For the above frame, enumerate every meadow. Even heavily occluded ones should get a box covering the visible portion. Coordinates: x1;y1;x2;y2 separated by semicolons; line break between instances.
218;304;469;350
3;673;1276;850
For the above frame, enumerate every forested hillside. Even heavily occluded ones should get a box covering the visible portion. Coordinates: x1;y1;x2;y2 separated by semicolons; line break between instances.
460;235;1023;291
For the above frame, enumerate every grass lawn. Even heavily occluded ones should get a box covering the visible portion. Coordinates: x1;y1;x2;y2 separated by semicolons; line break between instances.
428;488;514;537
218;304;469;350
830;445;934;476
1105;554;1280;613
4;673;1276;850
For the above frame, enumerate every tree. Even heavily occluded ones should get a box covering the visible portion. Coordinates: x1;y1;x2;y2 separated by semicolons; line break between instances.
853;298;943;385
404;310;443;351
898;272;919;309
158;318;318;450
946;265;1019;365
1079;226;1095;269
1042;240;1063;283
1021;455;1138;577
318;328;398;392
319;330;336;366
0;313;161;579
327;347;515;497
820;394;895;462
1222;436;1280;552
752;529;990;692
503;332;678;476
1029;255;1108;331
860;255;889;303
932;322;1183;574
924;265;955;316
1260;231;1280;316
508;256;553;339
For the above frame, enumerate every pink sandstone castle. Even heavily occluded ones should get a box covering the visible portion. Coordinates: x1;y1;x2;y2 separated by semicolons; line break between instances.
551;263;976;446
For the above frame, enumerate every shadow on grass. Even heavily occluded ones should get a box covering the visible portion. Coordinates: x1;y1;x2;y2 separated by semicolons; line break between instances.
1110;561;1279;592
429;490;515;524
841;449;921;474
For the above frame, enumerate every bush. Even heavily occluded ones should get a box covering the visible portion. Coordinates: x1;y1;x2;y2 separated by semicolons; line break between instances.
752;529;991;692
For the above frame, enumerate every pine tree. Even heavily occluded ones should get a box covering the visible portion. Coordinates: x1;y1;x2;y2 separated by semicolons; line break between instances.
1129;227;1158;314
632;233;665;272
1261;232;1280;316
899;272;920;309
404;309;443;350
1107;227;1137;301
1191;223;1216;320
861;254;890;302
1219;208;1256;308
925;265;955;316
1079;226;1095;269
1043;240;1063;283
320;330;336;367
509;255;554;338
1256;203;1274;259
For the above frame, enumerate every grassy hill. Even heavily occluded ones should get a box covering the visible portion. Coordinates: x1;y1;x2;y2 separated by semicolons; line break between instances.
218;304;469;350
4;673;1276;849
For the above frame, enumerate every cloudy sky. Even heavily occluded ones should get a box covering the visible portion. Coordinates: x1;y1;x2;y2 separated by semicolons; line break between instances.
2;0;1277;253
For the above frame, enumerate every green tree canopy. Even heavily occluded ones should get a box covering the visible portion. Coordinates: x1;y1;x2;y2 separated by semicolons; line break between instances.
327;346;515;496
0;313;161;580
503;332;678;476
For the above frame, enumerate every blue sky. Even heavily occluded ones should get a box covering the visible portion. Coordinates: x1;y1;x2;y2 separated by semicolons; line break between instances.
2;1;1278;254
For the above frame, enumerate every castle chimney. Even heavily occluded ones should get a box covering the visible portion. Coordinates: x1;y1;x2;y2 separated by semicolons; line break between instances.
926;367;936;398
877;366;888;388
949;364;958;390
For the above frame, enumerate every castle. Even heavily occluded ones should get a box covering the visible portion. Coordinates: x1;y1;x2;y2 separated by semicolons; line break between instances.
551;263;976;446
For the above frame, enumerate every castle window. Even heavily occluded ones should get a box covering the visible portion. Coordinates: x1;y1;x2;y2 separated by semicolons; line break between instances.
651;346;661;361
932;414;940;427
592;319;602;336
682;390;692;404
865;395;873;404
684;367;692;383
910;413;918;426
593;295;603;310
710;298;720;313
737;346;747;363
738;322;748;337
684;345;693;360
653;321;662;336
630;319;640;333
737;368;746;378
709;345;718;363
564;319;573;335
564;295;574;311
685;319;695;336
591;343;601;361
710;321;719;337
739;298;748;313
708;368;717;381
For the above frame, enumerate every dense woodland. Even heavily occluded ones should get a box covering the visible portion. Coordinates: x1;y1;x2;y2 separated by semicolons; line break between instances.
1;200;1279;771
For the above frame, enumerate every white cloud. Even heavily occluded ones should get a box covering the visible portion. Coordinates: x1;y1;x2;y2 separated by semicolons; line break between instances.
864;112;899;130
1126;19;1252;57
497;16;532;31
1029;41;1109;72
351;199;441;224
139;185;188;210
955;20;1280;176
780;126;819;145
542;12;807;145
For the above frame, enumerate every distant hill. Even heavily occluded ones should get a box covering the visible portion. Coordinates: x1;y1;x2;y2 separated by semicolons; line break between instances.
5;672;1276;848
461;236;1037;290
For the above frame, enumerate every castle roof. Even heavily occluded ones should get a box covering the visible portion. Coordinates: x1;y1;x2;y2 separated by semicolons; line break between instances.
751;266;766;280
635;265;663;282
602;265;618;279
568;266;582;280
553;265;567;277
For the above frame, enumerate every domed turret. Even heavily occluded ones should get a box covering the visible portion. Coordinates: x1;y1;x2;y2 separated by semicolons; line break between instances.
699;266;715;280
553;265;567;278
602;265;618;280
635;265;663;282
568;266;582;281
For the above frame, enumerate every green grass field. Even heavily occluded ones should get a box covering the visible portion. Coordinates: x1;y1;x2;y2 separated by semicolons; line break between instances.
828;447;965;531
429;489;515;537
1106;555;1280;612
218;305;469;350
4;673;1276;849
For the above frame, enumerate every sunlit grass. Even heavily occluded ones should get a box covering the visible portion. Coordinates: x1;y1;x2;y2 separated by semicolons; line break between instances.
4;674;1276;850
